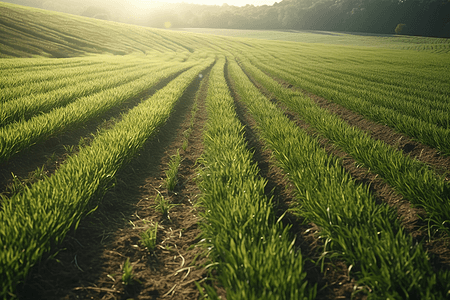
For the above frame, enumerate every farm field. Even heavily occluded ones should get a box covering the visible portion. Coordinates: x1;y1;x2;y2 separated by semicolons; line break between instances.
175;28;450;53
1;1;450;299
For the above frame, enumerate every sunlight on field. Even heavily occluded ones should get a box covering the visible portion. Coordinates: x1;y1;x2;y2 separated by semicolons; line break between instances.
1;2;450;299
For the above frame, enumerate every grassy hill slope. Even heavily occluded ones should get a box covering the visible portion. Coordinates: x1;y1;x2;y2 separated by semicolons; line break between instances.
0;1;208;58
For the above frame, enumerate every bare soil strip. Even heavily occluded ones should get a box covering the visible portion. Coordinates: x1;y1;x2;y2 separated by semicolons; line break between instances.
16;71;211;300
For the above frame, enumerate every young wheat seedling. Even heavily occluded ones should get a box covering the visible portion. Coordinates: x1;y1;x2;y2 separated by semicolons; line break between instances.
6;173;25;195
154;193;178;219
121;258;140;285
164;150;182;191
182;139;188;151
63;144;76;154
140;222;158;252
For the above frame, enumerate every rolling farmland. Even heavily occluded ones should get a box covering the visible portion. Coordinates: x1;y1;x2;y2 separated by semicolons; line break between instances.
1;2;450;299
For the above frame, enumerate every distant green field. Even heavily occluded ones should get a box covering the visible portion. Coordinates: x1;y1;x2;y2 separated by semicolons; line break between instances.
1;1;450;299
175;27;450;53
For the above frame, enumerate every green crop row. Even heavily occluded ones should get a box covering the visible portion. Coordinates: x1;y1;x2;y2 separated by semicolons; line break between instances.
246;51;450;156
0;53;183;91
262;56;450;129
0;56;100;74
0;58;213;299
0;60;171;126
249;46;449;113
238;57;450;235
197;57;315;300
0;59;108;90
0;60;199;163
0;60;145;103
228;58;450;299
282;58;450;112
257;43;449;96
245;43;449;111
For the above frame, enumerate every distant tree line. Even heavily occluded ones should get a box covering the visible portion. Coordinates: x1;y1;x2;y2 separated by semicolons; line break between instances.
142;0;450;37
4;0;450;37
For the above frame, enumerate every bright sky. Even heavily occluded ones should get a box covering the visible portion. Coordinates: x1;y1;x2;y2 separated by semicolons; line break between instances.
145;0;277;6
